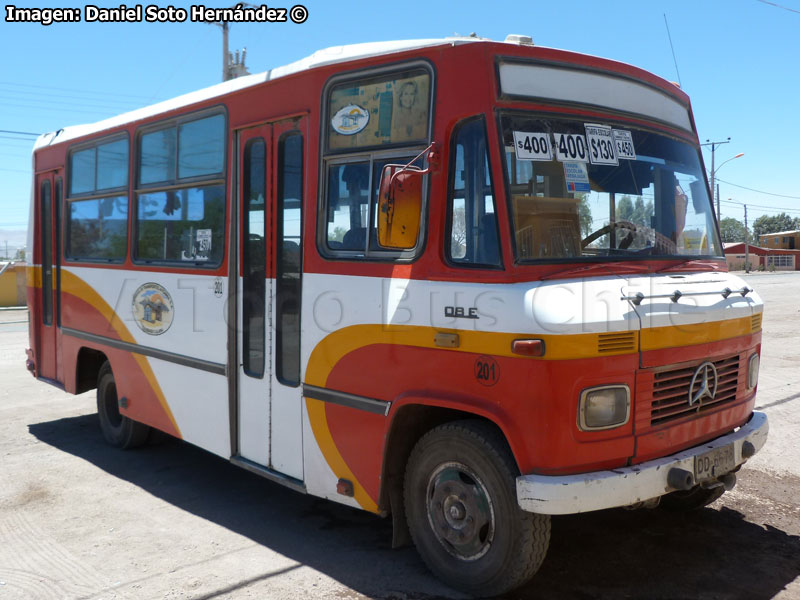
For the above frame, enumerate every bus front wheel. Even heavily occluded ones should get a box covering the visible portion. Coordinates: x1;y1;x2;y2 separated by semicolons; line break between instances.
404;420;550;597
96;361;150;449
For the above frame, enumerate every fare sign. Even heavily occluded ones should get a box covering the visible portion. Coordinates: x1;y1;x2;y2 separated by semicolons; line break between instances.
612;129;637;160
585;124;618;165
513;131;553;161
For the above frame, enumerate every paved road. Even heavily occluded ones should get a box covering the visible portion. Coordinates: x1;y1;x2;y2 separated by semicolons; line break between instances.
0;273;798;600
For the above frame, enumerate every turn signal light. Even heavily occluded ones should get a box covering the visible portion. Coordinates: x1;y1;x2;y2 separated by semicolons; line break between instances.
511;339;545;357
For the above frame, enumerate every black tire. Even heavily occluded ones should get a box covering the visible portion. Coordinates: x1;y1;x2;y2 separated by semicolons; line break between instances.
404;420;550;597
659;485;725;511
96;361;150;449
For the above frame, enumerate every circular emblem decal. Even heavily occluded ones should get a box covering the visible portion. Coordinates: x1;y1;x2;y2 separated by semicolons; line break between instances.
132;283;174;336
331;104;370;135
474;355;500;387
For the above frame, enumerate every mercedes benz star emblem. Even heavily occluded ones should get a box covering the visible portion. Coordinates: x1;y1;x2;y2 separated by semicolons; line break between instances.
689;361;718;407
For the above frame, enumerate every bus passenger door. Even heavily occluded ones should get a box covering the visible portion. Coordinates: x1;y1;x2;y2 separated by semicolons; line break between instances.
34;170;63;382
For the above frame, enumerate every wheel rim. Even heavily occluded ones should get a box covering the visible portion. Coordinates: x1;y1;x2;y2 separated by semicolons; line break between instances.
425;461;495;561
102;379;123;429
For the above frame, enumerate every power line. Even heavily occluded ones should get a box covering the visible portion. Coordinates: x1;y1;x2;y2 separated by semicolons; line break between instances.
0;89;142;111
0;135;38;142
755;0;800;14
0;80;156;102
715;177;800;200
0;129;39;136
721;198;800;214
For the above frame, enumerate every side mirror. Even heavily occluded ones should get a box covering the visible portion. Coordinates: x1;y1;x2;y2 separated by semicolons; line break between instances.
377;142;438;250
377;165;423;249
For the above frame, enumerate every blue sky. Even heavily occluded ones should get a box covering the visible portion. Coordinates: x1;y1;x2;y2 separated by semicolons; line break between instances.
2;0;799;252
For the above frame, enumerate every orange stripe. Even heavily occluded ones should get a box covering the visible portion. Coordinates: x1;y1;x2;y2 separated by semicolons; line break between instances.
60;270;181;437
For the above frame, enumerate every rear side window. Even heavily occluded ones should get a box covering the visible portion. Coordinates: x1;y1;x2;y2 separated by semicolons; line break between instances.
134;111;226;266
66;136;129;262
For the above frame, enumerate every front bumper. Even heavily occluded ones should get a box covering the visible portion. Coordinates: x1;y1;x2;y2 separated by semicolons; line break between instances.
517;411;769;515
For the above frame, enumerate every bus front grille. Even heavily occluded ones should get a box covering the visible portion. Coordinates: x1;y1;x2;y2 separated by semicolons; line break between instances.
650;355;740;426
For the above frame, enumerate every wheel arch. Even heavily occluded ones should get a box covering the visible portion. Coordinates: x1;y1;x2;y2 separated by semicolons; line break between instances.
378;396;520;546
75;346;109;394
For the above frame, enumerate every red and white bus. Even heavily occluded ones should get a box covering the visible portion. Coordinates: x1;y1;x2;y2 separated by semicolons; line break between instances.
27;35;768;596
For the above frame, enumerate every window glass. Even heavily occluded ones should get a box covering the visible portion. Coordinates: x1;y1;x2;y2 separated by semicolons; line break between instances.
136;184;224;264
140;128;176;184
96;139;128;190
447;118;501;266
326;162;370;250
67;196;128;261
179;114;225;178
328;70;430;151
500;113;721;261
70;148;96;195
40;180;52;325
325;156;420;253
276;133;303;386
243;139;266;378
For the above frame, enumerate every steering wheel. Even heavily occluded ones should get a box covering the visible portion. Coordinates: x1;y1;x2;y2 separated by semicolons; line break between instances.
582;220;638;250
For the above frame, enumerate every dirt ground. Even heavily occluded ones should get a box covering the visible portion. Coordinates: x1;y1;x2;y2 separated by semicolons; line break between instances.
0;272;798;600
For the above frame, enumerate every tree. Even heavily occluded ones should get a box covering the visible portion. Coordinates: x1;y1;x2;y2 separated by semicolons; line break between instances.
752;213;800;240
719;217;751;243
630;197;654;228
13;247;25;261
616;196;634;222
577;196;593;237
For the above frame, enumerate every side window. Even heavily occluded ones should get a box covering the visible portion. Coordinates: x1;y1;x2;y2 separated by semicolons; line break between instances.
40;180;52;325
276;133;303;386
242;138;266;378
66;136;129;262
135;112;226;266
322;65;432;259
447;118;501;267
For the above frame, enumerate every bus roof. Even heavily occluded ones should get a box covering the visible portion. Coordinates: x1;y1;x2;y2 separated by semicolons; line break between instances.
33;37;483;151
33;35;684;151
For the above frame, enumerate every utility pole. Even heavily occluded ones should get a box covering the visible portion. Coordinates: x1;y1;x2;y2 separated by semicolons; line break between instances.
208;4;254;81
744;203;750;273
700;138;730;220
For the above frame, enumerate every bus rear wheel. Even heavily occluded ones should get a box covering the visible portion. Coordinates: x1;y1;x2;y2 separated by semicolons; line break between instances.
404;420;550;597
96;361;149;449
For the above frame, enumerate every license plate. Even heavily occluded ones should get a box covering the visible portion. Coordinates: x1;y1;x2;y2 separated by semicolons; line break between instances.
694;445;736;483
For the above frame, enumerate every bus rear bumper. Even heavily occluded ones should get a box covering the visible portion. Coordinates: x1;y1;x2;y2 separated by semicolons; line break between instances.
516;411;769;515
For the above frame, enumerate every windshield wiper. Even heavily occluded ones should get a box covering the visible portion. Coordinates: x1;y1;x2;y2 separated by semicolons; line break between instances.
540;261;651;281
655;259;724;274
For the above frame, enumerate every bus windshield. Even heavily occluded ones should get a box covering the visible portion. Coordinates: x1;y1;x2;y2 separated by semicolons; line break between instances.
500;113;722;262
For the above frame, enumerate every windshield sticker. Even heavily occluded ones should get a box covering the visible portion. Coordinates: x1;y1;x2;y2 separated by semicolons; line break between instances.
612;129;637;160
331;104;370;136
513;131;553;161
585;124;618;165
563;161;591;193
553;133;589;162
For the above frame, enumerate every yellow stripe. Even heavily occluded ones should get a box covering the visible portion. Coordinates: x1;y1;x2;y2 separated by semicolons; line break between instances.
27;266;39;289
640;315;755;351
60;270;181;437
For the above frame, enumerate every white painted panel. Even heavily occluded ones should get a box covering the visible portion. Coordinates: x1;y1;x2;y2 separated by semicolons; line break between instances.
148;359;230;458
499;63;693;132
66;267;228;364
237;276;271;466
